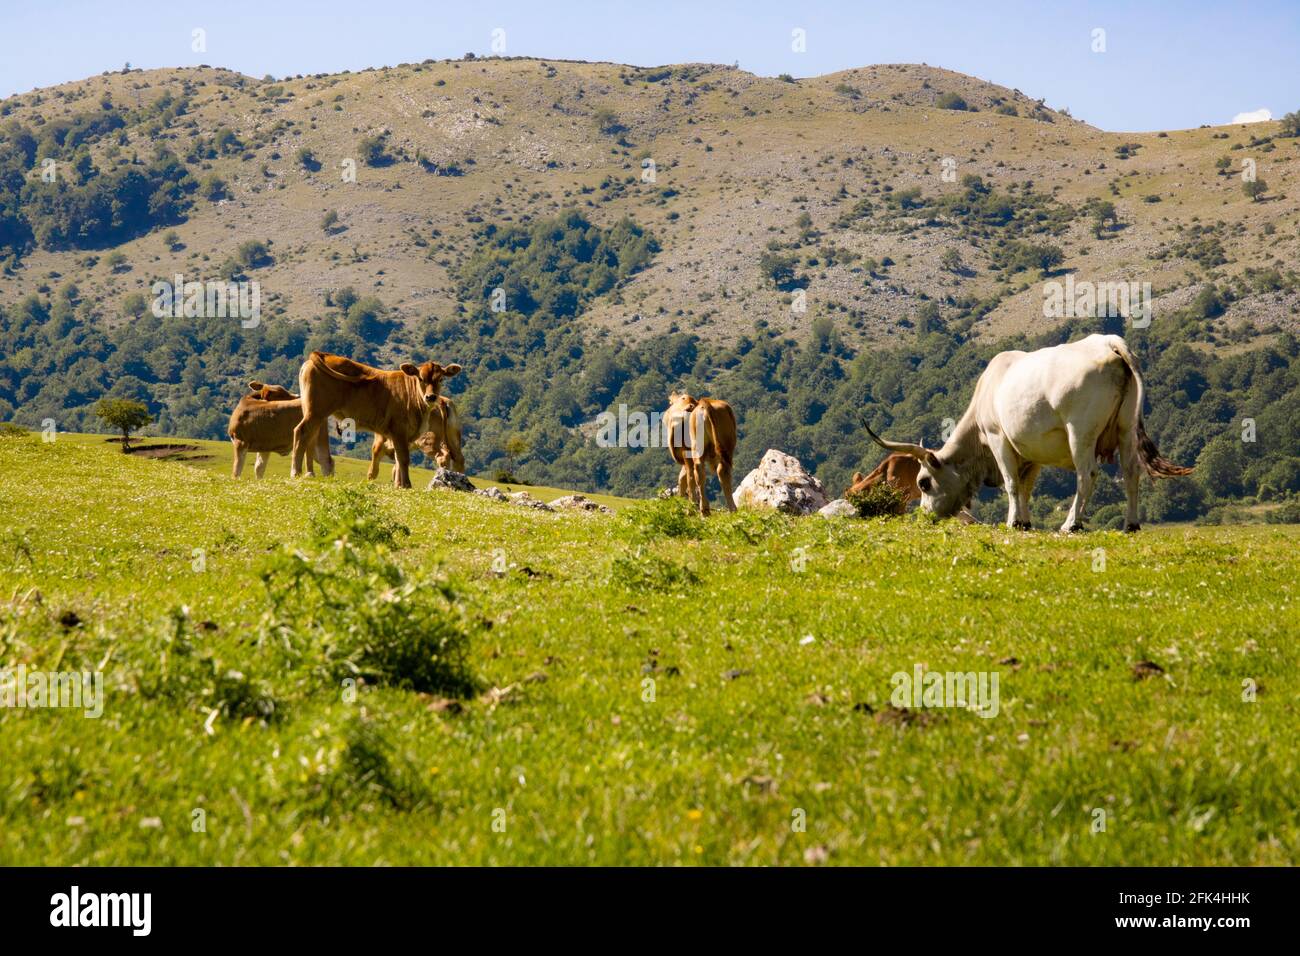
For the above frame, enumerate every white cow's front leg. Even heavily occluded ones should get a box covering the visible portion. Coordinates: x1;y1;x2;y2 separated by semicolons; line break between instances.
1017;463;1042;525
987;434;1029;529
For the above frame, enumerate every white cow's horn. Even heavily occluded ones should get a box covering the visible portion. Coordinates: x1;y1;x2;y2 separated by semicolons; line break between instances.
862;419;931;460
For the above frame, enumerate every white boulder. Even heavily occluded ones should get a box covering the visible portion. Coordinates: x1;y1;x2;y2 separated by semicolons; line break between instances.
818;498;857;518
735;449;828;515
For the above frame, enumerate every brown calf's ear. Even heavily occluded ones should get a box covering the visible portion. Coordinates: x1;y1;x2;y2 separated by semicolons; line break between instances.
442;363;462;378
853;472;864;483
399;363;419;376
248;381;264;391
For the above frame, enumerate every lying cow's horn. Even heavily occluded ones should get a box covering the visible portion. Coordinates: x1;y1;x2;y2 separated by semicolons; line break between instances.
861;417;931;461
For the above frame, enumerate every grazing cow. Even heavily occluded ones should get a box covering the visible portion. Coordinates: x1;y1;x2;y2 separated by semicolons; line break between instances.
368;395;464;479
228;382;333;479
665;391;737;516
844;453;922;513
865;334;1192;532
291;352;461;488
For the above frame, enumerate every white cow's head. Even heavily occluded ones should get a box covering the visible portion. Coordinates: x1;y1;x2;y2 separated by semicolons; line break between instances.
914;457;968;518
864;422;968;518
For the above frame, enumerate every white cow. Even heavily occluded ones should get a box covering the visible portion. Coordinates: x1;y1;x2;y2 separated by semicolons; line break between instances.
865;334;1193;532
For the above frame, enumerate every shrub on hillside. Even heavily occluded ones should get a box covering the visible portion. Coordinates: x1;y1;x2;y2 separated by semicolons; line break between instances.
847;482;905;518
621;496;704;540
260;537;476;697
308;487;410;548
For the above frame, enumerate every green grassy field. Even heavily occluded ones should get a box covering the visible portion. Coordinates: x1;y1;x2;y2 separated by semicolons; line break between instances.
46;432;634;510
2;432;1298;865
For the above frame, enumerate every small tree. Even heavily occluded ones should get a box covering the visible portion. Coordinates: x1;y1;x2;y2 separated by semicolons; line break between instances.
593;108;623;135
321;209;339;233
358;134;390;167
1243;178;1268;202
95;398;152;452
1090;200;1118;236
503;433;530;475
940;247;964;273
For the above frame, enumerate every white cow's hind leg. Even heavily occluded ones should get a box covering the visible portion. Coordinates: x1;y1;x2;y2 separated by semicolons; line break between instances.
1119;434;1142;532
1062;425;1098;533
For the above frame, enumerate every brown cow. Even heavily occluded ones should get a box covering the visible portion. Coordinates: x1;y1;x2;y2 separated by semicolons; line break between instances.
665;391;737;516
291;351;461;488
368;395;464;479
844;453;922;513
228;382;333;479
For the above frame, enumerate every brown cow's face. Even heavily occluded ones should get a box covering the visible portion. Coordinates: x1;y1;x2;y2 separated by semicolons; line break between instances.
667;391;698;414
400;361;462;403
247;381;296;402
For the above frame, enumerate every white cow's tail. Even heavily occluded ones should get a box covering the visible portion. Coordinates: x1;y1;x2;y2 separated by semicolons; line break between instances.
1107;337;1194;478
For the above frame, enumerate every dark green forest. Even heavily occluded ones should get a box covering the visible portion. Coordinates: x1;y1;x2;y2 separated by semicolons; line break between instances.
2;207;1299;527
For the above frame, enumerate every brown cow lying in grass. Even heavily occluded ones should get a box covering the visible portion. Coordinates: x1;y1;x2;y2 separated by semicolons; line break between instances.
368;395;464;479
844;453;922;513
291;351;461;488
665;391;737;516
228;382;333;479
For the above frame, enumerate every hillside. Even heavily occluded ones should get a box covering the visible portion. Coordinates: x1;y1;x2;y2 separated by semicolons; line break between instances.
3;434;1299;865
2;57;1297;345
1;58;1299;514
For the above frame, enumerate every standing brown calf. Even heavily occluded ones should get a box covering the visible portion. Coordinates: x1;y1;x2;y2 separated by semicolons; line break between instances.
844;453;922;513
665;391;737;516
368;395;464;479
291;352;461;488
228;382;333;479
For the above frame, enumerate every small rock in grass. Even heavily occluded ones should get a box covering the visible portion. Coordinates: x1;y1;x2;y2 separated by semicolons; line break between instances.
427;468;475;492
508;491;553;512
804;845;830;864
550;493;614;514
1131;660;1165;680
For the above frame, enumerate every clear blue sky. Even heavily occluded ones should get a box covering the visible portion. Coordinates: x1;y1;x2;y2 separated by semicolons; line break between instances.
3;0;1297;131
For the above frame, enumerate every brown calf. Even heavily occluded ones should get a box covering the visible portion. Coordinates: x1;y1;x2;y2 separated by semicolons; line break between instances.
291;352;461;488
228;382;333;479
368;395;465;479
665;391;737;516
844;453;922;513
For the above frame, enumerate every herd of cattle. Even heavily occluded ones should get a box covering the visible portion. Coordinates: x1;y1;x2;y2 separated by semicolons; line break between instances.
226;333;1192;531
